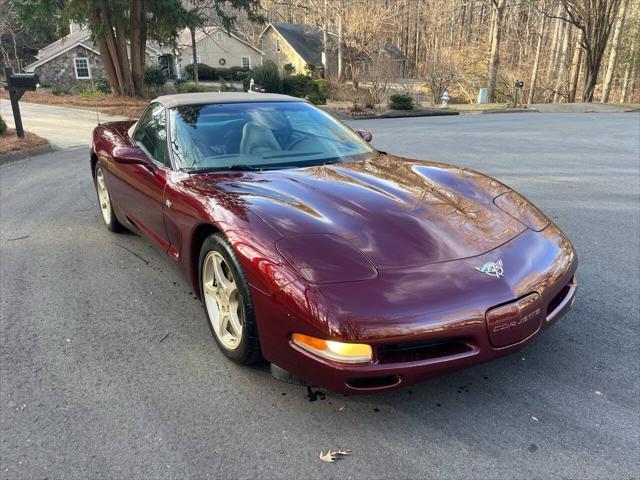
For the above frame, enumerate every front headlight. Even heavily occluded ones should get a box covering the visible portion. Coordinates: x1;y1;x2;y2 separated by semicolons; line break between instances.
494;191;550;231
291;333;373;364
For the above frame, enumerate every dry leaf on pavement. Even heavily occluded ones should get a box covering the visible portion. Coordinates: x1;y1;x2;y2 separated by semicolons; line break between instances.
320;449;352;463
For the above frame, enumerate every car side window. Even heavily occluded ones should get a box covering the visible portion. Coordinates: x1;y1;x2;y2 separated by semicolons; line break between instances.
133;103;169;167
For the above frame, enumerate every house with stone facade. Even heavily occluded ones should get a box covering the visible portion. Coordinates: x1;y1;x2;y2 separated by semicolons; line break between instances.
24;27;162;89
25;25;263;90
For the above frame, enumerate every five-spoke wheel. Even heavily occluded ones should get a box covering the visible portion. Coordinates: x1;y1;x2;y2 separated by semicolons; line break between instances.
202;251;244;350
199;233;261;364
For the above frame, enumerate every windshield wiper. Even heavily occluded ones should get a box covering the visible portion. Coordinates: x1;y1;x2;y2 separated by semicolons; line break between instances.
227;164;261;171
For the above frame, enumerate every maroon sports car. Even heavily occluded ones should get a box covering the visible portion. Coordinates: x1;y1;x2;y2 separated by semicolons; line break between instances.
91;92;577;393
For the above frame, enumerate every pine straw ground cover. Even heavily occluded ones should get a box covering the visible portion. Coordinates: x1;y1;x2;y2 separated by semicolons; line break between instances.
0;129;49;156
0;90;148;118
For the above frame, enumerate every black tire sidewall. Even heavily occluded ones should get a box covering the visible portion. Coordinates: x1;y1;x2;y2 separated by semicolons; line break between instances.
198;233;261;364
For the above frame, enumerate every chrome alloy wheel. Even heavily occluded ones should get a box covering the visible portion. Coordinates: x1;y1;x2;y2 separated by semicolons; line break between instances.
96;168;112;224
202;251;244;350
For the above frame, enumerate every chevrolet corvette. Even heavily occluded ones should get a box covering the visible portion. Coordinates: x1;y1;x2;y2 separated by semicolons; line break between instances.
91;92;577;393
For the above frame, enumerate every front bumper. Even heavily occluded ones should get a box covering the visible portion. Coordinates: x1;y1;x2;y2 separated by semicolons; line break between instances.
252;226;578;394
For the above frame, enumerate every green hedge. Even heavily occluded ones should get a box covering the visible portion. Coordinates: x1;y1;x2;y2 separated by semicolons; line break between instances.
144;65;167;88
282;74;326;104
388;94;414;110
184;63;250;81
251;60;281;93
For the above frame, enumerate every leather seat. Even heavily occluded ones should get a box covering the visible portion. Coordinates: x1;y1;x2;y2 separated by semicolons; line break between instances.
240;122;281;155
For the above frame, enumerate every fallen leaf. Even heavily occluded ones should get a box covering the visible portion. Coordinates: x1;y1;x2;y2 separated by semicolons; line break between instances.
320;449;351;463
320;451;337;463
531;416;539;422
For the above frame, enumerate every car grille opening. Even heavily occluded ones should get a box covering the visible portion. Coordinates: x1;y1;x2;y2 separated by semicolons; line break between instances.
377;338;473;364
547;283;572;317
346;375;401;390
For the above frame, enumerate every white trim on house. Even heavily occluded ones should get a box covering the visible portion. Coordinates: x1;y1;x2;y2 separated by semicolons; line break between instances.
191;26;264;55
241;55;251;69
25;42;99;71
74;57;91;79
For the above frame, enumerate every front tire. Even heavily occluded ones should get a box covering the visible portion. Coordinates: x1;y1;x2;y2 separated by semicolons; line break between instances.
199;233;262;364
94;164;124;232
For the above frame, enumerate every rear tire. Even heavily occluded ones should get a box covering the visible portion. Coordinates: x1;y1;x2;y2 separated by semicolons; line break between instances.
94;164;124;233
199;233;262;365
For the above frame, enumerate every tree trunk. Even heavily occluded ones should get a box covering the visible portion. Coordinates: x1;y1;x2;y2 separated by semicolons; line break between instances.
130;0;147;96
190;27;199;84
94;36;121;95
337;13;343;80
528;14;548;104
114;18;135;96
619;34;636;103
568;30;583;102
553;23;571;103
321;0;328;78
601;0;628;103
487;0;507;103
97;3;127;95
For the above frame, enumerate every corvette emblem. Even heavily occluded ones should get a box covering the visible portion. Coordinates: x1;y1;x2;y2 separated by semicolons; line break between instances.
475;259;504;278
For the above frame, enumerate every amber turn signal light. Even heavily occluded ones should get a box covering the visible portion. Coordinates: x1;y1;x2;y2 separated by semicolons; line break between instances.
291;333;373;364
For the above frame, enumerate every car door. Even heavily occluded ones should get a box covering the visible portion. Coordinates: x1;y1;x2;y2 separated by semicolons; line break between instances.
112;103;172;250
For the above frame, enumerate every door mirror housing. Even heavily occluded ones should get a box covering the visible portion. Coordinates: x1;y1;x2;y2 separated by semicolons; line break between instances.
357;129;373;142
112;146;156;170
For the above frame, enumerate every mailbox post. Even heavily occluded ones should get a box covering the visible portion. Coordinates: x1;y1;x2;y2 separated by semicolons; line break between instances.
513;79;524;108
4;67;39;138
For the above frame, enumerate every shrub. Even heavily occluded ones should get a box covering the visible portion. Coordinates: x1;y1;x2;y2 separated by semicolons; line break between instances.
282;74;314;97
144;65;167;88
388;93;414;110
93;74;111;94
251;60;281;93
174;78;187;87
283;63;296;76
184;63;215;81
229;66;250;81
51;84;74;96
0;114;6;135
282;74;327;105
310;79;328;105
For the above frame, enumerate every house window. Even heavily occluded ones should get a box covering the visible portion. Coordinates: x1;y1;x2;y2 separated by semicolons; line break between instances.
275;38;281;52
216;31;223;41
241;56;251;69
74;57;91;79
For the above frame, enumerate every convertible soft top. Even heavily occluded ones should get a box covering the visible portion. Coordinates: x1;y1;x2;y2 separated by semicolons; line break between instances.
155;92;303;108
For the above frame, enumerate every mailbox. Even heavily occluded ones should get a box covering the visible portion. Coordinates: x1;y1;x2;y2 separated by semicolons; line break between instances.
8;72;39;90
4;67;39;138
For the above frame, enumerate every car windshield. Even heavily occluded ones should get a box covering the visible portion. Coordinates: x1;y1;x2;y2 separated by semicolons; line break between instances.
169;101;376;172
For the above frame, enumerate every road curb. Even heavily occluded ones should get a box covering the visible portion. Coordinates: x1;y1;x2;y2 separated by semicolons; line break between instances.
0;144;54;165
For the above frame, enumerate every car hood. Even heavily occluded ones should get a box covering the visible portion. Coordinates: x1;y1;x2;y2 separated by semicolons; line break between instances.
193;154;527;269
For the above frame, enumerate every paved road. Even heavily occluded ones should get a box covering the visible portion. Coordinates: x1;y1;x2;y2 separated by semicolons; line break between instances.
1;111;639;479
0;100;125;148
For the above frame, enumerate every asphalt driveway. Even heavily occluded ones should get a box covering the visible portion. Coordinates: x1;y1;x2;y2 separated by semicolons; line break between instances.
1;110;639;478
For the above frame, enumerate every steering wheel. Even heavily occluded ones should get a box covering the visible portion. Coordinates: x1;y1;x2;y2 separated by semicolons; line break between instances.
287;135;313;151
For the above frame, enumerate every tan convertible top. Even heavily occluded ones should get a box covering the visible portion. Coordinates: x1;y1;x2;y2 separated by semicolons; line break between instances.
154;92;304;108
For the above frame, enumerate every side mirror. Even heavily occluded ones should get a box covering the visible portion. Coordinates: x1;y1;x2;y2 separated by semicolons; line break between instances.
112;146;156;170
357;129;373;142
